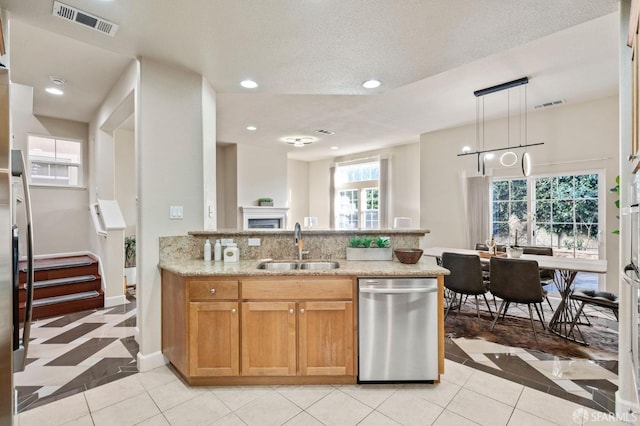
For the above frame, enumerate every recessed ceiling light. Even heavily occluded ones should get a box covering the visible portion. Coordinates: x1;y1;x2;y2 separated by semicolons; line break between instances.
240;79;258;89
330;146;339;150
362;79;381;89
45;87;64;95
246;126;257;131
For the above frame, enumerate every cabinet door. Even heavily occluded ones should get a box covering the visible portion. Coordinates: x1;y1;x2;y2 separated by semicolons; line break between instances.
298;301;354;376
188;301;239;376
241;301;297;376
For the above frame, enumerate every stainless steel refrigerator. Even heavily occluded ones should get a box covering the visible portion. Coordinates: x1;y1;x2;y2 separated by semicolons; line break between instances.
0;66;35;424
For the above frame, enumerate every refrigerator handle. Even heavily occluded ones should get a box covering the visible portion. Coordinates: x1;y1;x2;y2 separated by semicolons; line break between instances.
12;149;34;372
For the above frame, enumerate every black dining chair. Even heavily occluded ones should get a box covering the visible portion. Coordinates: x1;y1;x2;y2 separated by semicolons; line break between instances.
489;256;546;341
442;252;493;324
522;246;555;312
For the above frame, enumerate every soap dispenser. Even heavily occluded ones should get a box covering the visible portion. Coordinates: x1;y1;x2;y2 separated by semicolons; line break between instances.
204;239;212;261
224;242;239;263
214;239;222;261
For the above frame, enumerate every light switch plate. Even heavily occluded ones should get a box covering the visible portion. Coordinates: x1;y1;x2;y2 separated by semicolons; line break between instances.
169;205;183;219
248;238;260;246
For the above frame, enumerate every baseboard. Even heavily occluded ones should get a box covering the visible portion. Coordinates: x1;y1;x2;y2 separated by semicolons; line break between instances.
105;294;127;308
137;350;168;372
615;391;640;422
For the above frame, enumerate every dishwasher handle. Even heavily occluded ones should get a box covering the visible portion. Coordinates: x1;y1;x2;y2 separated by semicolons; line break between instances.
359;287;438;294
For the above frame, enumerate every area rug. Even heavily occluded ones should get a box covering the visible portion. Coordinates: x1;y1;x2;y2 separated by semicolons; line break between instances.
444;308;618;359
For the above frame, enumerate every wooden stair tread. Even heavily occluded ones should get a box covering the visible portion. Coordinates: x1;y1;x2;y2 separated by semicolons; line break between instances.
28;290;102;308
19;255;96;272
30;275;99;289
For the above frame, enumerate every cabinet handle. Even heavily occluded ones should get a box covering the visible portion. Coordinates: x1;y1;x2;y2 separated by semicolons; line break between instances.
289;308;294;314
300;308;305;314
231;308;236;314
210;288;216;294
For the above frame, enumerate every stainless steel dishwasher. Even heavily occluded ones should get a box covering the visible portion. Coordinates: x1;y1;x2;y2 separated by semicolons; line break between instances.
358;277;439;382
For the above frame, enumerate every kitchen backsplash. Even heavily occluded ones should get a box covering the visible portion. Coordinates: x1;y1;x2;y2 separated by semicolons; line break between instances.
159;230;426;263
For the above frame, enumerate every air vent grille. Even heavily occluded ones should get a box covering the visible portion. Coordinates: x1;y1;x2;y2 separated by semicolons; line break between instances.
53;1;118;37
316;129;335;135
534;99;566;109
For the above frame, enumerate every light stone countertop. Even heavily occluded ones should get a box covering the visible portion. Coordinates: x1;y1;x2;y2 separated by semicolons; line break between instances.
158;258;449;277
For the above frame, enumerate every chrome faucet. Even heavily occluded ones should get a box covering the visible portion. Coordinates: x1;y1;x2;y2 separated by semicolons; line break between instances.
294;222;307;260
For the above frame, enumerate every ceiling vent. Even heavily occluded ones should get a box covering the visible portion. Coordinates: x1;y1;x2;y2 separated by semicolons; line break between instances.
534;99;566;109
316;129;335;135
52;1;118;37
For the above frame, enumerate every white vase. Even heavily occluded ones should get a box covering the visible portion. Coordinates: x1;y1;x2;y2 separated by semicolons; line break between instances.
124;266;137;286
506;247;523;258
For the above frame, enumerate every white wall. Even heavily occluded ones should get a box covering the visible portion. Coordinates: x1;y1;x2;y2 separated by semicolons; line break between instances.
134;57;213;370
114;127;136;236
10;83;91;255
420;95;619;292
305;143;422;230
287;159;309;228
236;143;288;217
202;77;216;231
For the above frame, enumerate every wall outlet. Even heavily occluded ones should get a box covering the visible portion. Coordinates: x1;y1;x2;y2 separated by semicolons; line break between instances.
248;238;261;247
220;238;234;245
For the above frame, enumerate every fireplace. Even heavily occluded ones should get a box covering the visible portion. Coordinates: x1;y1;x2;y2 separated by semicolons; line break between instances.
240;206;289;230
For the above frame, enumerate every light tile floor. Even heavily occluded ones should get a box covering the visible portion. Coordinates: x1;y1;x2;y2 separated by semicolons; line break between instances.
15;360;637;426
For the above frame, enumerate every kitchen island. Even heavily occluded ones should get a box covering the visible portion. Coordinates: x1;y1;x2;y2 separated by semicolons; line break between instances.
159;229;448;386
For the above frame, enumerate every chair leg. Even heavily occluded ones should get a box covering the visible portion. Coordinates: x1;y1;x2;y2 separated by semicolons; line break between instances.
474;296;481;325
545;294;554;312
482;293;494;319
501;301;510;320
445;292;457;319
490;300;507;331
534;303;546;330
527;304;539;342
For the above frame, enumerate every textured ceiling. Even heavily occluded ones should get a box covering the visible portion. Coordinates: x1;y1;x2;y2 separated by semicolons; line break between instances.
0;0;621;160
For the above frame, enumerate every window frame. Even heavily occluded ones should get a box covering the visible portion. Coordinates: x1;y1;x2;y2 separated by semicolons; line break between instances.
490;169;604;259
333;159;381;230
27;134;84;188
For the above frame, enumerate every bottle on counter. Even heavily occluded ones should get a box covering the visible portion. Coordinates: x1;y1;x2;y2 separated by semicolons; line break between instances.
214;239;222;261
204;239;212;261
223;242;239;263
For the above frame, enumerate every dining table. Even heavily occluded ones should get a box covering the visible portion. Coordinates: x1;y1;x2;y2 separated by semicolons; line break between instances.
422;247;608;345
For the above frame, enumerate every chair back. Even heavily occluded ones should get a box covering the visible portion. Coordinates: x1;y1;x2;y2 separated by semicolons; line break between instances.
475;243;488;251
442;252;485;295
489;257;544;303
522;246;553;256
522;246;554;279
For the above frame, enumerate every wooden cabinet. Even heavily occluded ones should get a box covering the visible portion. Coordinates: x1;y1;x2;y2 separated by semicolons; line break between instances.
161;271;240;380
241;301;297;376
240;278;355;378
162;271;357;385
298;301;354;376
189;301;239;376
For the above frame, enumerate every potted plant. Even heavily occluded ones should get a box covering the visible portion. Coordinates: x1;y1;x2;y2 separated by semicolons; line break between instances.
124;235;136;286
258;197;273;206
346;236;392;260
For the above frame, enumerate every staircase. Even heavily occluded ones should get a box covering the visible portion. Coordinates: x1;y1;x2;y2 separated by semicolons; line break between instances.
19;255;104;321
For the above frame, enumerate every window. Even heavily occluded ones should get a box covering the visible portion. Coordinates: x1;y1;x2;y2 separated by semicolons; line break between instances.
334;161;380;229
28;135;82;187
491;172;601;259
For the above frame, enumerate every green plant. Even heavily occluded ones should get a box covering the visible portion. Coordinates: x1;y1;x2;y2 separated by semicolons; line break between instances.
349;236;389;248
611;175;619;235
258;197;273;203
124;236;136;268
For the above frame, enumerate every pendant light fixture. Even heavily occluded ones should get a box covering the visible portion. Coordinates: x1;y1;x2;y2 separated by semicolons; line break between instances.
458;77;543;176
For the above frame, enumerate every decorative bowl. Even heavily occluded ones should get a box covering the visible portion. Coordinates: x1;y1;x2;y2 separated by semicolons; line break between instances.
394;248;423;264
506;246;524;258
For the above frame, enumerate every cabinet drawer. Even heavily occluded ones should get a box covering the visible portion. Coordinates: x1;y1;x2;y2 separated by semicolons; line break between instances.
189;280;239;300
242;278;353;300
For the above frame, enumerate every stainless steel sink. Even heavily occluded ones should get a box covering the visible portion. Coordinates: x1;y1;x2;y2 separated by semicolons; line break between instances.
256;261;299;270
256;261;340;270
299;261;340;270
